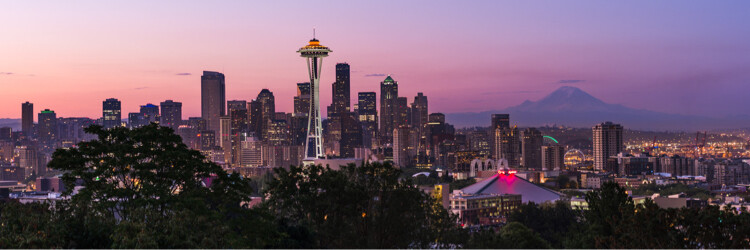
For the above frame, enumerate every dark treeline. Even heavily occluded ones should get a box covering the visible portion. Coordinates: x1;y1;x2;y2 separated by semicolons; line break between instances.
1;124;750;248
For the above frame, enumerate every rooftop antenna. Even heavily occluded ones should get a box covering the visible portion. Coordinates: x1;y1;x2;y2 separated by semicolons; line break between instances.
313;28;316;39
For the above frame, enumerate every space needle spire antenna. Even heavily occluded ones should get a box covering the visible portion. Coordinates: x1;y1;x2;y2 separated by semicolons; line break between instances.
297;31;331;162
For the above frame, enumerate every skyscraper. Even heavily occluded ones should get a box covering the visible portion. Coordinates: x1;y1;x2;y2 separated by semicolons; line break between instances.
491;114;510;130
542;145;565;171
21;102;33;134
411;93;428;158
297;36;331;160
521;128;543;170
102;98;122;129
201;71;226;141
38;109;57;145
358;92;377;149
294;83;311;116
256;89;275;141
140;103;159;124
593;121;624;171
160;100;182;129
248;100;263;139
494;126;520;167
379;76;398;144
332;63;351;113
340;112;362;158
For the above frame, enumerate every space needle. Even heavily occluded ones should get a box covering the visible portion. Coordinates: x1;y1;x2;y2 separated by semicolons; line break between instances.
297;32;331;161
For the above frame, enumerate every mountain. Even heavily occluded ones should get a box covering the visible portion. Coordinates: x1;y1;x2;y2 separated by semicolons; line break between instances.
446;86;750;131
0;119;21;131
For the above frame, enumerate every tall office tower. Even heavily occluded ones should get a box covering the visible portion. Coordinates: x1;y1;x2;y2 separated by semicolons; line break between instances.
411;93;428;133
160;100;182;129
294;82;311;116
379;76;398;145
593;121;623;171
140;103;159;124
38;109;57;145
199;130;215;151
521;128;543;170
188;117;207;131
256;89;275;141
429;113;446;123
227;100;248;132
491;114;510;130
21;102;33;134
201;71;226;141
542;145;565;171
248;100;263;138
102;98;122;129
128;112;147;128
411;93;428;158
357;92;378;149
227;100;247;112
267;120;291;146
332;63;351;113
219;116;232;165
393;125;418;168
395;97;409;127
340;112;362;158
493;126;520;167
490;114;510;158
297;36;331;159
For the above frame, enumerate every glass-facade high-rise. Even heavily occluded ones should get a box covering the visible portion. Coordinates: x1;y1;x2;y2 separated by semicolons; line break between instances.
21;102;33;134
379;76;398;144
160;100;182;129
201;71;226;143
102;98;121;129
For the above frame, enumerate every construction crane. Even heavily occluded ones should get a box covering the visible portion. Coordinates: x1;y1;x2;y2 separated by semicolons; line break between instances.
678;131;707;158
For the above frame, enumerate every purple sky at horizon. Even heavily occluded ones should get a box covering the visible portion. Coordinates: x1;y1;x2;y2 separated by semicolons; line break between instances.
1;1;749;119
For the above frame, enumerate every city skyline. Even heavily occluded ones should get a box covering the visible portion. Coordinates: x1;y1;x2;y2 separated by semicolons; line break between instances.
2;1;750;119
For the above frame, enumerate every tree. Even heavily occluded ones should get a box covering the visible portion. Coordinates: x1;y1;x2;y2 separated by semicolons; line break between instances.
507;201;579;248
45;124;277;248
263;162;465;248
466;222;550;249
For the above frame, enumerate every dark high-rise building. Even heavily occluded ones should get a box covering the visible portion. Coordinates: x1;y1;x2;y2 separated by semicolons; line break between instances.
411;93;428;134
396;97;409;128
201;71;226;141
294;82;311;116
593;121;624;171
491;114;510;130
102;98;122;129
227;100;248;134
340;112;362;158
248;100;263;138
494;126;520;167
160;100;182;129
38;109;57;144
358;92;377;149
379;76;398;144
542;145;565;171
21;102;33;134
227;100;247;112
140;103;159;124
332;63;351;114
256;89;275;141
429;113;445;124
128;112;148;128
521;128;543;170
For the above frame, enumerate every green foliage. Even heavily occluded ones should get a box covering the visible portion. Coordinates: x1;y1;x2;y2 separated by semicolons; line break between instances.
450;178;477;192
632;183;712;199
466;222;550;249
507;201;579;248
263;162;465;248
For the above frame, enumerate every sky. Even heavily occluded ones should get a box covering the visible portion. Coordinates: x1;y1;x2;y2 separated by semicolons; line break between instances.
1;1;750;119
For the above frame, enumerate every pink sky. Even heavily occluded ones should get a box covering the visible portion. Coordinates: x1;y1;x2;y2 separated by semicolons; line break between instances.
1;1;750;119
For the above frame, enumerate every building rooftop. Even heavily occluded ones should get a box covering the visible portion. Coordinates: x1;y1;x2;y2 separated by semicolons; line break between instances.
460;173;562;204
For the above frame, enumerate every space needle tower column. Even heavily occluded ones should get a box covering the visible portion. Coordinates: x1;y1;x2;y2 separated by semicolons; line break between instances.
297;34;331;161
